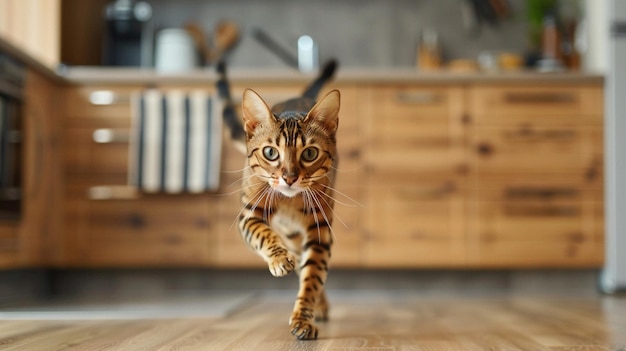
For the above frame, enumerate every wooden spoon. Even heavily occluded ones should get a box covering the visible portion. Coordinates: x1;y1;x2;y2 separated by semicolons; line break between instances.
208;20;240;63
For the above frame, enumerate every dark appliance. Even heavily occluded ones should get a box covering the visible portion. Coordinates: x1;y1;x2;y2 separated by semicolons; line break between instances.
103;0;153;67
0;52;24;219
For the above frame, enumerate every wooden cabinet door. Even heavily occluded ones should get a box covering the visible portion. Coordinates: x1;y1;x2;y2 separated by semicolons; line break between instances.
471;125;603;175
365;175;466;267
468;175;603;267
62;85;221;267
468;84;604;268
0;69;62;268
362;85;467;267
66;181;218;267
0;0;60;68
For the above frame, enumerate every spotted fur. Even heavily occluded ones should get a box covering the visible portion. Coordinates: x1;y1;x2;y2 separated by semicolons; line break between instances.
217;61;339;340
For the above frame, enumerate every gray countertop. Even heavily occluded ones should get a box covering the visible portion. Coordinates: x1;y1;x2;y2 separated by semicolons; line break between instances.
61;66;604;86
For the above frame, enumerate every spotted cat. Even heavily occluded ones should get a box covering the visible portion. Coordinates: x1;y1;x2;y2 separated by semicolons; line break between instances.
217;60;339;340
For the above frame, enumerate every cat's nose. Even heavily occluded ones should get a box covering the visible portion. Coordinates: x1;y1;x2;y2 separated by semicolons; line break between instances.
282;173;298;186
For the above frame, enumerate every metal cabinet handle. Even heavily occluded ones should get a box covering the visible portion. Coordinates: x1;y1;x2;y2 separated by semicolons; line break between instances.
88;185;138;200
395;91;443;104
92;129;130;143
89;90;130;105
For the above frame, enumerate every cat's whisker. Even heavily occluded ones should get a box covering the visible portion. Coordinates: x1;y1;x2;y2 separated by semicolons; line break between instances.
317;182;365;207
230;184;269;230
311;188;349;230
303;189;322;243
226;173;259;188
217;181;261;197
221;165;250;174
307;188;335;241
264;188;277;224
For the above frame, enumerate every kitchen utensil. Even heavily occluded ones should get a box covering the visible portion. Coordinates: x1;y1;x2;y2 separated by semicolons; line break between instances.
184;22;211;65
207;21;241;64
297;35;319;72
251;27;299;69
154;28;198;72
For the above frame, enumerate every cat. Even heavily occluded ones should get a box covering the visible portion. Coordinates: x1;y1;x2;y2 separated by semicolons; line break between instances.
216;60;339;340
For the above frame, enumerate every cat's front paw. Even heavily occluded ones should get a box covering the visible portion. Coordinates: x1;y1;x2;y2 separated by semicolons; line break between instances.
290;320;318;340
267;252;296;277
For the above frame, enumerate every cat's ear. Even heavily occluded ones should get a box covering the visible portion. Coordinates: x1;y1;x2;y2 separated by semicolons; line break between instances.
307;89;340;133
242;89;273;135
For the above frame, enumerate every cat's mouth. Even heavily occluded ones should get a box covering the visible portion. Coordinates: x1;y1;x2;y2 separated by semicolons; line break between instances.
274;184;303;197
272;178;304;197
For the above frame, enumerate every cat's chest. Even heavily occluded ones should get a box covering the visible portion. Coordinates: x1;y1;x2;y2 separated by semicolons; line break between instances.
269;199;308;234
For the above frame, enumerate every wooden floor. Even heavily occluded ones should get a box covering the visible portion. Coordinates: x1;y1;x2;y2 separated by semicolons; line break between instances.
1;291;626;350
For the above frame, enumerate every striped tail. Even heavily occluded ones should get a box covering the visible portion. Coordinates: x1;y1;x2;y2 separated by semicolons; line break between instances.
302;59;338;99
215;59;339;150
216;61;246;144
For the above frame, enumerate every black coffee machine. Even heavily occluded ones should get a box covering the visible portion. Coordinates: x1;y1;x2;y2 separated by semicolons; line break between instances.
103;0;153;67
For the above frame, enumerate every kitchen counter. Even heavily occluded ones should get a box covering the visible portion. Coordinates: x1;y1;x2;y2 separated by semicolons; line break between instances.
61;65;604;86
1;34;605;86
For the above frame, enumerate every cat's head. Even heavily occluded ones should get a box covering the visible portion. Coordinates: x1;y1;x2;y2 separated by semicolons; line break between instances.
241;89;340;198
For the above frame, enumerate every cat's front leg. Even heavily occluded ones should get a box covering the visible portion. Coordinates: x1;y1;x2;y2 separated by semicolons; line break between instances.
289;232;332;340
239;216;296;277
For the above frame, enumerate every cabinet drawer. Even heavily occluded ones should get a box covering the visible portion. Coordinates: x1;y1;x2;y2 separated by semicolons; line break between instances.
473;175;602;202
364;176;466;267
471;126;602;175
364;86;465;175
64;128;130;175
468;200;603;267
65;189;217;266
368;86;464;140
366;147;466;175
470;86;603;124
374;86;459;116
63;87;137;127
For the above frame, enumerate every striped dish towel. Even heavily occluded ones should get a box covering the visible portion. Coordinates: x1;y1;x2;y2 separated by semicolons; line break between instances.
129;90;222;193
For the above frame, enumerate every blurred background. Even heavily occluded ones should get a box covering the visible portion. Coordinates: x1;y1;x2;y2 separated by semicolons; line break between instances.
0;0;624;307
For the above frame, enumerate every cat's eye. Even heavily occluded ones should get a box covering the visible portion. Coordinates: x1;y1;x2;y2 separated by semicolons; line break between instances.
262;146;279;161
301;147;319;162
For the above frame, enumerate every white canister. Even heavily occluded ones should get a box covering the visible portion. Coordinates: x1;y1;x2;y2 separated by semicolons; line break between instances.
154;28;198;72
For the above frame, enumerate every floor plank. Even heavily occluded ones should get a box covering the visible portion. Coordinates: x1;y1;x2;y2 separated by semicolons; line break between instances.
0;292;625;350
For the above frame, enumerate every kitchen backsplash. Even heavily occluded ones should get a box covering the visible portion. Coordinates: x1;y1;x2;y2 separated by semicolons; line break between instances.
147;0;533;68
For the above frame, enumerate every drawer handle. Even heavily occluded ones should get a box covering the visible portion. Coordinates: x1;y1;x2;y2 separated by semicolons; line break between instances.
504;92;576;104
88;186;139;200
395;91;443;105
93;129;130;143
505;187;580;200
504;204;580;217
502;128;578;140
396;182;456;200
89;90;130;105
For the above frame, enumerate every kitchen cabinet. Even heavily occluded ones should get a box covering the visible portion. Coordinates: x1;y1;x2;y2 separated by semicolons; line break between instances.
61;85;219;266
56;76;604;269
0;68;62;268
467;84;604;267
361;85;467;267
0;0;60;68
59;82;362;267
